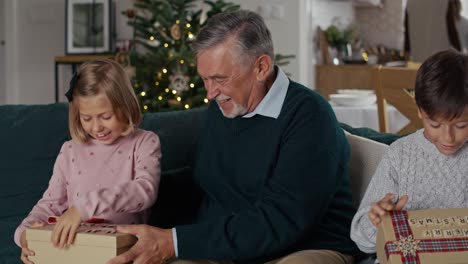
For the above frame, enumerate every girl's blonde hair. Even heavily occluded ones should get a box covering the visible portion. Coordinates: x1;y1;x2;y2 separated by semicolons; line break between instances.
68;59;141;143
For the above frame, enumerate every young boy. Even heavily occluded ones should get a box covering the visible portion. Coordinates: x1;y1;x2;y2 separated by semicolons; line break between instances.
350;49;468;254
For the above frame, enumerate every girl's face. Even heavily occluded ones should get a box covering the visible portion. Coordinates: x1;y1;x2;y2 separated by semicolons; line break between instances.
419;108;468;156
77;92;127;145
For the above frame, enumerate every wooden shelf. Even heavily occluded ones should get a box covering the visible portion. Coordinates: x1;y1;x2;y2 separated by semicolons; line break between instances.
55;54;114;64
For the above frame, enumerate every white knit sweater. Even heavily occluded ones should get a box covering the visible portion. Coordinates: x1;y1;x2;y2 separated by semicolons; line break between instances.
350;129;468;253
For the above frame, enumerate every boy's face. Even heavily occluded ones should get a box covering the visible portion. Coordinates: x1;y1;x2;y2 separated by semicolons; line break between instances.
419;108;468;155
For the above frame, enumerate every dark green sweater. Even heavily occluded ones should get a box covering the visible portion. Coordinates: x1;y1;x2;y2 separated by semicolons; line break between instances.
176;81;358;263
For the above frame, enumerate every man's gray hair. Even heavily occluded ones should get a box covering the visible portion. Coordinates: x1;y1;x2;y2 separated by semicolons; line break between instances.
192;10;274;64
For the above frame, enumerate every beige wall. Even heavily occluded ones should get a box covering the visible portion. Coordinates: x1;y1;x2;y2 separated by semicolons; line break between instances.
3;0;136;104
1;0;354;104
16;0;64;104
230;0;303;84
355;0;405;50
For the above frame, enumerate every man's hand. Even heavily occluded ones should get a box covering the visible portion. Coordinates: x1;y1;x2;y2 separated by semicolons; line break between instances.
51;206;82;248
368;193;408;226
106;225;175;264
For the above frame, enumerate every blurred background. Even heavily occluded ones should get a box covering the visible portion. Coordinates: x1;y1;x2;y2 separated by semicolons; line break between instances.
0;0;467;109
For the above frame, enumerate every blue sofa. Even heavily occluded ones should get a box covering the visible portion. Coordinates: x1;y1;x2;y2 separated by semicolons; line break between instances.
0;103;400;263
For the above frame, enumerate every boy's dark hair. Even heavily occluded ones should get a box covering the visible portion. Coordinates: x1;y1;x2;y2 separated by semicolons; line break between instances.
415;49;468;120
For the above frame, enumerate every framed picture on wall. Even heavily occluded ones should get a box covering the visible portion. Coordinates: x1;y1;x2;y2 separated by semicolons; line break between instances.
66;0;111;54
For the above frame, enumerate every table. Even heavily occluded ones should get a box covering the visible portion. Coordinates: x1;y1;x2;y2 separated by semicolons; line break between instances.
54;55;113;102
331;102;409;133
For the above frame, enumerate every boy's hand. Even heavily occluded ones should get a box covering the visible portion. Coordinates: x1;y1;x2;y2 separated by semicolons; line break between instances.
368;193;408;226
51;206;82;248
21;221;45;264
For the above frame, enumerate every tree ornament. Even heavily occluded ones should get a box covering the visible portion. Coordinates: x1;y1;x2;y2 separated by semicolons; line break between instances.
169;70;189;92
170;24;182;40
115;52;136;79
168;99;181;106
146;38;160;47
122;9;136;19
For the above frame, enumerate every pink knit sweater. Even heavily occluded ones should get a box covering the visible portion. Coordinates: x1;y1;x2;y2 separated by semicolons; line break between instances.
14;128;161;246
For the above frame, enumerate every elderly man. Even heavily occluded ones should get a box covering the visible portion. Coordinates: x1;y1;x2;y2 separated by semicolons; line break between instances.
108;9;357;264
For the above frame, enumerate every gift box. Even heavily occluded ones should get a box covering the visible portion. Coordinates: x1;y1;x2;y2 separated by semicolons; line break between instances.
26;223;137;264
377;208;468;264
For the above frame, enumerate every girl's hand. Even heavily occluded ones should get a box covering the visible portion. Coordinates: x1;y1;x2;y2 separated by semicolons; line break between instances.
368;193;408;226
20;221;45;264
51;206;82;248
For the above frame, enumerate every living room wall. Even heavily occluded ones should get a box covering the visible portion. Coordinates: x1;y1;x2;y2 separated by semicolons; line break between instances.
1;0;353;105
2;0;134;104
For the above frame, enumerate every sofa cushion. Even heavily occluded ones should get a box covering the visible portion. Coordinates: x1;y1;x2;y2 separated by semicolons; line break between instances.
344;130;388;208
140;107;207;172
141;108;207;228
0;104;70;217
0;104;70;262
0;217;23;262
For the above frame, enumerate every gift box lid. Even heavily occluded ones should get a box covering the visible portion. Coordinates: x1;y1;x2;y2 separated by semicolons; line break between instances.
26;223;137;249
377;208;468;264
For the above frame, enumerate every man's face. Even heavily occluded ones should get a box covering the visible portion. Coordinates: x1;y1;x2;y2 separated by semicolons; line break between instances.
197;41;257;118
419;108;468;155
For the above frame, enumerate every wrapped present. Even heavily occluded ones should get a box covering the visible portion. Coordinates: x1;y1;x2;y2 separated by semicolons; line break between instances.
377;208;468;264
26;223;137;264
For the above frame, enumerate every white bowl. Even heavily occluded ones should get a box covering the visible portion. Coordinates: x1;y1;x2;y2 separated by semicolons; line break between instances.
337;89;375;96
330;94;377;107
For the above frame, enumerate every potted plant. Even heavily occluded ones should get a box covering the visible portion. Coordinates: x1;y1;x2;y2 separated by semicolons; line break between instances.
325;19;358;63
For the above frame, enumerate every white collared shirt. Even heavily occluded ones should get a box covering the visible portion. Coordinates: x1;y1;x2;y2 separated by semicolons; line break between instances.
242;66;289;119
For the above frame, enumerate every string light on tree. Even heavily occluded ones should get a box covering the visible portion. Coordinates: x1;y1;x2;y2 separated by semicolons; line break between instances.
122;0;241;112
122;1;292;112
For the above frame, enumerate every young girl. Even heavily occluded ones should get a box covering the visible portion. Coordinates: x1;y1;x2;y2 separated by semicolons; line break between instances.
351;49;468;255
15;59;161;263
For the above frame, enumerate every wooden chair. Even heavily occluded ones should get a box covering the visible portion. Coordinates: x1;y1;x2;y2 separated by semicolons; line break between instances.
374;66;423;134
406;61;422;69
317;26;331;65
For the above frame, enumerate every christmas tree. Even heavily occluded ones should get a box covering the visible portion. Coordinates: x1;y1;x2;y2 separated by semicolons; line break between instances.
122;0;241;112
